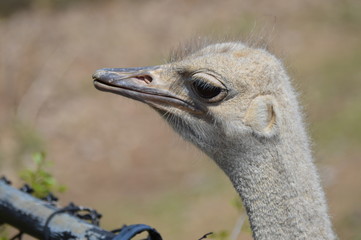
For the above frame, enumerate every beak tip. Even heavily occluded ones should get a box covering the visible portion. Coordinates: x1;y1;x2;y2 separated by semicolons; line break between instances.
92;69;106;80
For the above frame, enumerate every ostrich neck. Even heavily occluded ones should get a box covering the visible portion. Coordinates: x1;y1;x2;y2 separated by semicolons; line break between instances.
213;122;335;239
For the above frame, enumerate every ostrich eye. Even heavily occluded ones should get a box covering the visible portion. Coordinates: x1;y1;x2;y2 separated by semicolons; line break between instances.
190;73;227;103
192;80;222;99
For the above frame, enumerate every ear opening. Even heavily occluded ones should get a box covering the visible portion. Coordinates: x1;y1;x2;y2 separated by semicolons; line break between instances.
243;95;279;138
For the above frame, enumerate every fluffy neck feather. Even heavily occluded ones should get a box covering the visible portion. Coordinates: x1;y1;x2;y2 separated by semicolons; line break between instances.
211;108;336;240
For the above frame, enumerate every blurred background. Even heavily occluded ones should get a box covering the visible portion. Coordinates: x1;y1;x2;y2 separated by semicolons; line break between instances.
1;0;361;239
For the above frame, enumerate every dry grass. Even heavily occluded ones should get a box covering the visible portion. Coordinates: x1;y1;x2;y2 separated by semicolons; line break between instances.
1;0;361;239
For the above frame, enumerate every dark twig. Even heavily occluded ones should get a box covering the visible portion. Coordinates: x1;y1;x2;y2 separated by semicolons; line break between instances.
198;232;213;240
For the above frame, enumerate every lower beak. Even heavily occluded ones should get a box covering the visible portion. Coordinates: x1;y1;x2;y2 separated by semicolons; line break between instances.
92;66;204;114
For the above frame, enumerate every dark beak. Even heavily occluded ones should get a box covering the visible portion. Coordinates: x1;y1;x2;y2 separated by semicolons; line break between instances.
93;66;160;99
92;66;204;114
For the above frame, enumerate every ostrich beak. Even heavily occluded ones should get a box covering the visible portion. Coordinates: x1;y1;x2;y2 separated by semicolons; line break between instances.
92;66;204;114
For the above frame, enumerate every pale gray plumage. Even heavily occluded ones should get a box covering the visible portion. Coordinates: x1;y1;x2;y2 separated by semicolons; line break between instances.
93;41;336;240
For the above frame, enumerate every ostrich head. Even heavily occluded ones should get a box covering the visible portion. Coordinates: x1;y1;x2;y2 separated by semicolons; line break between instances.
93;42;286;162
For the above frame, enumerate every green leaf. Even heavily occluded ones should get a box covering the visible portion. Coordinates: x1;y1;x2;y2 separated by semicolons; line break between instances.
32;152;45;165
19;151;66;198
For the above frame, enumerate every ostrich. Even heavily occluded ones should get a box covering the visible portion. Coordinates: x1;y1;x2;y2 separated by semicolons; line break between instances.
92;42;336;239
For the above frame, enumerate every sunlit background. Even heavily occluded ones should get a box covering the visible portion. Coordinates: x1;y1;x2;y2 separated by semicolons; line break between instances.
1;0;361;239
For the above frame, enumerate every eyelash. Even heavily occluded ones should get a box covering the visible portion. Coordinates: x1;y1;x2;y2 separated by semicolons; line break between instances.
191;77;225;101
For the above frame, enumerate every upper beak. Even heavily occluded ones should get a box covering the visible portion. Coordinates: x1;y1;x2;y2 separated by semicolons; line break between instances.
92;66;204;114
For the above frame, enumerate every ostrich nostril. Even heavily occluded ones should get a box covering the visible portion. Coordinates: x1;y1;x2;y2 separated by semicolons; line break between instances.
135;75;153;84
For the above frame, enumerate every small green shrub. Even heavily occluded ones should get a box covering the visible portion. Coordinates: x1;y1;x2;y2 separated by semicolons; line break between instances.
20;152;66;198
0;152;66;239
